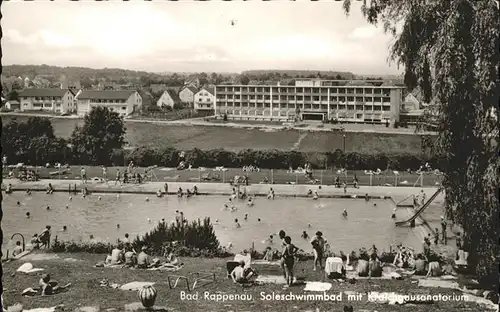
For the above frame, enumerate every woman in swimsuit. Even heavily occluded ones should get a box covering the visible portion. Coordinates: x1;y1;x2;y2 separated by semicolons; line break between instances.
282;236;298;286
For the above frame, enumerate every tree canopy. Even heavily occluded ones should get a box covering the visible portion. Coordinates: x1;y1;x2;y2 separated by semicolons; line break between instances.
70;107;126;165
343;0;499;287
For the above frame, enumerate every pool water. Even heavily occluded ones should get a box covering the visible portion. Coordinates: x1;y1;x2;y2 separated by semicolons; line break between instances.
3;193;421;254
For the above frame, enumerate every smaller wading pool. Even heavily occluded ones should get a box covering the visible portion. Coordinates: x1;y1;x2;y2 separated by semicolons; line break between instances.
3;193;421;253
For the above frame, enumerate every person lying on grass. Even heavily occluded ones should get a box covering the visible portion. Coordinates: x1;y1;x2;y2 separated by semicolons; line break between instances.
230;260;257;285
22;274;71;296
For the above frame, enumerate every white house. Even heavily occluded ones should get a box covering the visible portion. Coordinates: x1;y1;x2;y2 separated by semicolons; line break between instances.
76;90;142;117
179;86;198;104
156;89;181;108
194;86;215;111
4;100;20;110
18;88;74;114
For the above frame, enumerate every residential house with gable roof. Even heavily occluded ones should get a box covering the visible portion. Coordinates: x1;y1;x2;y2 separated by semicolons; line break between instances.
194;86;215;114
156;89;181;109
179;86;198;105
18;88;74;113
76;90;142;117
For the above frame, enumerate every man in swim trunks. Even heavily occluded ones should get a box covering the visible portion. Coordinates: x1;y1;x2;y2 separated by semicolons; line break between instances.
311;231;325;271
231;260;256;285
137;246;151;269
39;274;71;296
110;243;124;265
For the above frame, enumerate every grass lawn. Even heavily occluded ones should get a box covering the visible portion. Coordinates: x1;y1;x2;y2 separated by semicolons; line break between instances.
1;115;427;154
4;166;442;187
2;251;487;311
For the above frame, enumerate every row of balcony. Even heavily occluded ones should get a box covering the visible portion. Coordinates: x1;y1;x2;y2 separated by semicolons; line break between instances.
216;100;392;105
216;92;392;97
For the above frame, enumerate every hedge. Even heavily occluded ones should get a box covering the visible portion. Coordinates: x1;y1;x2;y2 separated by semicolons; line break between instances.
9;145;445;171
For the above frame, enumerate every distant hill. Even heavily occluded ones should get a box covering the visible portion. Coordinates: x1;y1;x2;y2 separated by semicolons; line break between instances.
2;64;159;81
242;70;356;79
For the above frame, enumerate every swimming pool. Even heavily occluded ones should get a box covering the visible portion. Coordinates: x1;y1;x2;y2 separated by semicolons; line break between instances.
3;192;421;253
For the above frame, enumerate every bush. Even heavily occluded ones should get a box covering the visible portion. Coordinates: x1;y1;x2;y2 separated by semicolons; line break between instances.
132;218;222;255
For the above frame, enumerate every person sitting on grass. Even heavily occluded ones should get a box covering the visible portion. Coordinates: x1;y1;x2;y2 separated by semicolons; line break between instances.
263;247;274;261
426;261;442;277
30;234;40;249
369;253;382;277
109;243;125;265
414;253;427;276
230;260;257;286
164;247;179;265
123;244;137;268
137;246;151;269
357;258;369;277
12;241;24;257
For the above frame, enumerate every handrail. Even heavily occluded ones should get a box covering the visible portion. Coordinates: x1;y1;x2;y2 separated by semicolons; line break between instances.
395;187;443;226
11;233;26;251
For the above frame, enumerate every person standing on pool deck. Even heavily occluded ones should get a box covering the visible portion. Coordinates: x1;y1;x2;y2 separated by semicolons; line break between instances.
311;231;325;271
277;230;287;278
80;167;87;184
102;166;107;182
282;236;298;287
115;169;122;185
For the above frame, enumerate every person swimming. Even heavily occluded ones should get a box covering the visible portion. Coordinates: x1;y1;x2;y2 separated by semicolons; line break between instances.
26;212;31;218
230;206;237;212
307;189;313;196
146;197;150;202
267;188;275;200
156;189;163;197
244;213;248;221
69;196;72;201
342;209;348;218
308;223;312;228
116;224;120;229
62;226;67;232
222;203;229;211
365;193;370;201
267;235;274;244
46;205;50;210
17;201;21;206
391;208;396;219
234;218;241;228
257;218;261;222
177;187;183;197
26;188;32;195
247;196;254;206
301;231;309;240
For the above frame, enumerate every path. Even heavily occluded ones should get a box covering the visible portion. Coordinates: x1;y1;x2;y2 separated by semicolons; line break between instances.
291;132;308;150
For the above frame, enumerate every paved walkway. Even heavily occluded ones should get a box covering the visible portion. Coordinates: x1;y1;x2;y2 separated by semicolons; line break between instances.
3;178;442;201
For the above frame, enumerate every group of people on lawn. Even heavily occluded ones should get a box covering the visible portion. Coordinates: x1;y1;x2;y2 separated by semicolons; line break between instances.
99;234;180;269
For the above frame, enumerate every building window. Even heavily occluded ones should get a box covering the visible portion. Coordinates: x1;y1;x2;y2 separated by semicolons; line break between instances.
122;106;126;110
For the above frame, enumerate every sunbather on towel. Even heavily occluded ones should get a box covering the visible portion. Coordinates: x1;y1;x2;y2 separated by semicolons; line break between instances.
110;243;125;265
231;260;257;285
22;274;71;296
356;259;369;277
426;261;442;277
414;253;427;275
137;246;153;269
368;253;382;277
123;244;137;267
164;247;179;265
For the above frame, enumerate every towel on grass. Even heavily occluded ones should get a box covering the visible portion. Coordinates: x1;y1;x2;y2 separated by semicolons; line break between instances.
418;279;459;289
147;264;184;272
22;306;64;312
255;275;300;285
17;263;44;274
252;260;280;266
120;281;155;291
304;282;332;292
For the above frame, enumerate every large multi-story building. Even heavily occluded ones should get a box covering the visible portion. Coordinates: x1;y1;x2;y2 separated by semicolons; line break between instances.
18;88;75;114
215;79;405;124
76;90;142;117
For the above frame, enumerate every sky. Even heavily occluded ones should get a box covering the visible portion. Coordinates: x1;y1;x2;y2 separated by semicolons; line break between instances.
2;1;403;75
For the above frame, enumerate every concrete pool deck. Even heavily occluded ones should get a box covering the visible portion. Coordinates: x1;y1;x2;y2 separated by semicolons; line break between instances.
3;178;442;202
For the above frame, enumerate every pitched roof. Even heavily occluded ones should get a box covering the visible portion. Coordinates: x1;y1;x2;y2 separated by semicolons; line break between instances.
77;90;136;100
182;86;198;94
201;86;215;95
166;89;181;103
18;88;69;97
7;100;20;105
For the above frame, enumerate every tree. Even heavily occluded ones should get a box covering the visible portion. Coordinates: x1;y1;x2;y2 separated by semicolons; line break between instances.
70;107;126;165
7;90;19;101
343;0;499;287
239;75;250;85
